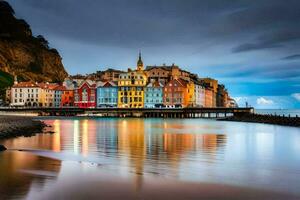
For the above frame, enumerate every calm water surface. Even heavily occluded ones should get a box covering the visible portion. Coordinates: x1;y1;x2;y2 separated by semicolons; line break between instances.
1;118;300;200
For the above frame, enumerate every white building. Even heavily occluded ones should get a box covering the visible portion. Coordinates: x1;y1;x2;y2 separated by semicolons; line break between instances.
10;81;41;107
194;82;205;107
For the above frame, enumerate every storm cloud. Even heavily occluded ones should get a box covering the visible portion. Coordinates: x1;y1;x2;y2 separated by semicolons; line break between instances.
8;0;300;108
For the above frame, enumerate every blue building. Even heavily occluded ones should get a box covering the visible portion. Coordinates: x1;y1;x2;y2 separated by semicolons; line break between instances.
97;81;118;107
53;86;64;107
144;81;164;108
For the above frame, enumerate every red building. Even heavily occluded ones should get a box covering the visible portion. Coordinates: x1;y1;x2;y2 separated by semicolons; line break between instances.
74;80;96;108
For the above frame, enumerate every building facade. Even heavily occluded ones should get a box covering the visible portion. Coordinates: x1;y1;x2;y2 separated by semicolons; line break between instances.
118;53;147;108
38;83;58;107
97;81;118;107
144;81;164;108
53;86;65;107
10;81;41;107
163;78;189;108
194;82;205;107
74;80;96;108
204;86;214;108
202;78;218;107
217;84;228;107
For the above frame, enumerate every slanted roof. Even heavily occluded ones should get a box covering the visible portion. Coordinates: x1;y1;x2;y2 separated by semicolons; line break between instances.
12;81;39;88
77;80;96;89
103;81;117;87
38;83;59;90
147;80;163;88
165;78;188;88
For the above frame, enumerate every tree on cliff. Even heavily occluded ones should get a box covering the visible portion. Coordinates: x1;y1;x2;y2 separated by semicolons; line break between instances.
36;35;49;49
0;0;68;89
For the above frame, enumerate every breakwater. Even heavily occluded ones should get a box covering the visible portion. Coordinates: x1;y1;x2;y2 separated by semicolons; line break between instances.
0;116;46;139
219;113;300;127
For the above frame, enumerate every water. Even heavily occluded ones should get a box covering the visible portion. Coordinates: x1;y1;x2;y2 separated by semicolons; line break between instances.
1;118;300;200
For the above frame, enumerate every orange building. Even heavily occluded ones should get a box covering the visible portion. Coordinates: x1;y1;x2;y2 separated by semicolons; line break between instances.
202;78;218;107
61;89;74;106
204;86;214;107
164;78;193;108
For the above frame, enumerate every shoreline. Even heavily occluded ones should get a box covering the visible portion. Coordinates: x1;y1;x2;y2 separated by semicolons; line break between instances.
0;116;47;140
219;113;300;127
0;112;299;141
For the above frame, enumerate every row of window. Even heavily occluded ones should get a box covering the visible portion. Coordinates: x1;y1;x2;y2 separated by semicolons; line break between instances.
145;99;162;103
120;91;143;96
98;98;117;103
118;81;145;85
120;97;143;103
119;87;144;91
119;75;144;79
14;88;39;93
165;98;182;103
15;94;38;98
14;99;39;103
145;93;162;97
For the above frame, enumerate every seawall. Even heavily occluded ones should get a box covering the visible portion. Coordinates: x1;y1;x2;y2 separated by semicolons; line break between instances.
219;113;300;127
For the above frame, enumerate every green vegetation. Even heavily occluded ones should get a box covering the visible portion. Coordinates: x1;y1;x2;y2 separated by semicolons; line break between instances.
0;70;13;101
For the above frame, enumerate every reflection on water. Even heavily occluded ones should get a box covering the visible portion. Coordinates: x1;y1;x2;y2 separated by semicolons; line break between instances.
0;151;61;200
0;118;300;199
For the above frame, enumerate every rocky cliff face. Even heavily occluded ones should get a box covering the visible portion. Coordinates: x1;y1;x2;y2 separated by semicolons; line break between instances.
0;1;68;82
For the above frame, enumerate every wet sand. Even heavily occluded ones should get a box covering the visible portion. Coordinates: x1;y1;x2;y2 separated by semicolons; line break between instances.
0;150;299;200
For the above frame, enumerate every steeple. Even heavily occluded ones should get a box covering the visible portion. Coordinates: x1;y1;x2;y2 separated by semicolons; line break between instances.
137;50;143;71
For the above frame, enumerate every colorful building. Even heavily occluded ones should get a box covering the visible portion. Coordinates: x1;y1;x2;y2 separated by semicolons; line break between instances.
38;83;58;107
145;64;197;84
10;81;41;107
144;80;164;108
97;81;118;107
202;78;218;107
204;86;214;108
163;78;189;108
194;81;205;107
185;81;195;107
217;84;228;107
118;53;147;108
53;86;65;107
61;89;74;107
74;80;96;108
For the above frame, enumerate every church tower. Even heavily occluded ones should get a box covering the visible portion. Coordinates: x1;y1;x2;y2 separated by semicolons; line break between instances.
137;51;144;71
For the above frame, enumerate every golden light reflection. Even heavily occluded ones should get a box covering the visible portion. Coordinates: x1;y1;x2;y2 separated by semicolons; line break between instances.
82;119;89;156
117;119;146;192
52;120;61;152
73;120;79;154
163;133;196;162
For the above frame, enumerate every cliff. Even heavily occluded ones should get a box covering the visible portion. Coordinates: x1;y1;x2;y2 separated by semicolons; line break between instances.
0;1;68;83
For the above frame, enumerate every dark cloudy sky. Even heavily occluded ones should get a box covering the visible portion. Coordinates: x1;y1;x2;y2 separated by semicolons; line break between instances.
9;0;300;108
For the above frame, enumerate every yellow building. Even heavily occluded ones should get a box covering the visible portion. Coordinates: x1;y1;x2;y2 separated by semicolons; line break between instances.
186;81;195;107
118;53;147;108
